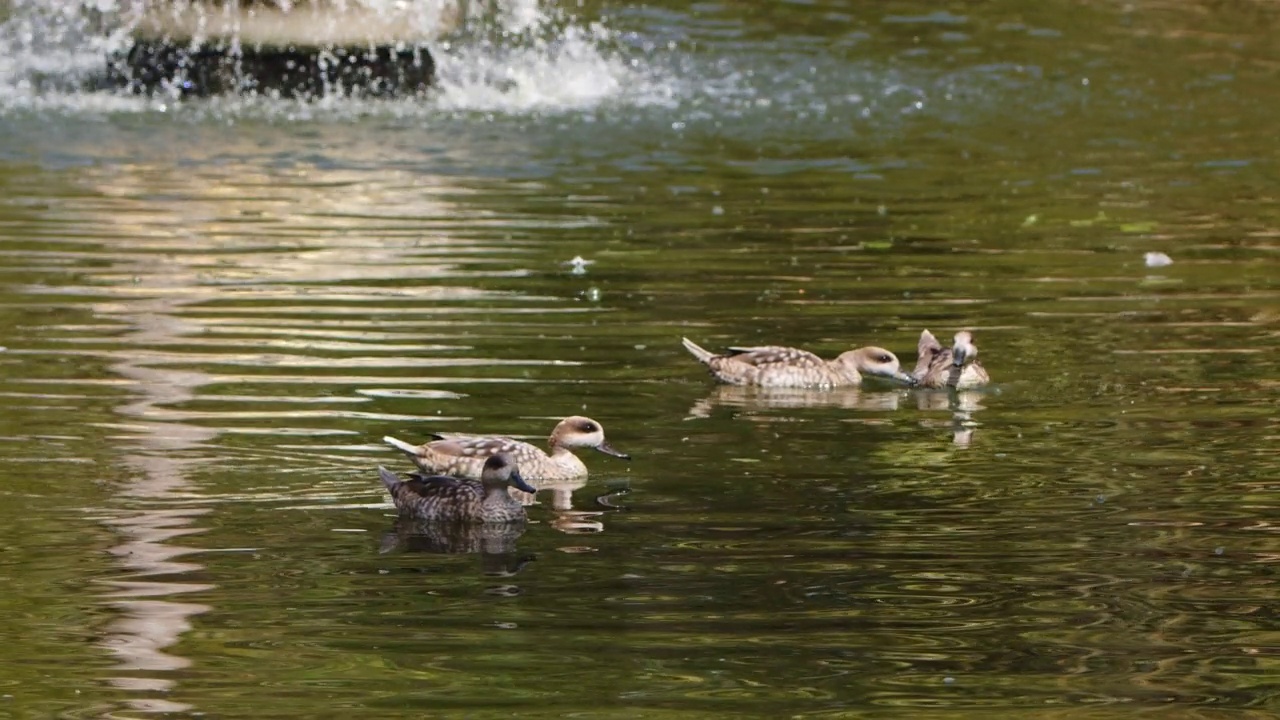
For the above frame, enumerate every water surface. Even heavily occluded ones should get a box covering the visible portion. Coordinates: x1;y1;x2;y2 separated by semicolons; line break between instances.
1;0;1278;717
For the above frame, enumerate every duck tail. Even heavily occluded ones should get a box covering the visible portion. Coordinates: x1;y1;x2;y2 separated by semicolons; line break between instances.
377;465;402;492
383;435;421;459
681;337;716;364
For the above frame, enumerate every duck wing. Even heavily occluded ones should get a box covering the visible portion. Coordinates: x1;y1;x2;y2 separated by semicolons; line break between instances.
913;331;952;387
916;330;944;357
427;435;532;458
723;345;827;369
400;473;482;501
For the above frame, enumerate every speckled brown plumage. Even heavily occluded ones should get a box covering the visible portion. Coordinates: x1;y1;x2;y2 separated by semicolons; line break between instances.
384;415;629;482
681;337;914;388
378;453;536;523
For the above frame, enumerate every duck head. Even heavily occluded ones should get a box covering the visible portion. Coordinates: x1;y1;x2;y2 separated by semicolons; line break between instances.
481;453;537;494
951;331;979;368
550;416;630;459
837;346;916;385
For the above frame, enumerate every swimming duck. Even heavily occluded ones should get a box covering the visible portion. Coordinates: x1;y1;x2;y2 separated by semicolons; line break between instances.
377;453;537;522
383;415;629;482
912;330;990;389
681;337;915;388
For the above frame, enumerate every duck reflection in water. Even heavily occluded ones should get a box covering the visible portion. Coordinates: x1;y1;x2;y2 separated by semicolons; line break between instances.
687;384;907;418
914;387;987;448
379;519;534;577
509;476;610;535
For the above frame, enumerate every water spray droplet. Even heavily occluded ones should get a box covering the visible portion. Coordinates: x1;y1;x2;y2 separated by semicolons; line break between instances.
564;255;594;274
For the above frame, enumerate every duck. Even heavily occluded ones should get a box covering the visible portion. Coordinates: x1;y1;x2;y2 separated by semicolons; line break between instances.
377;453;537;522
680;337;915;388
912;330;990;389
383;415;629;482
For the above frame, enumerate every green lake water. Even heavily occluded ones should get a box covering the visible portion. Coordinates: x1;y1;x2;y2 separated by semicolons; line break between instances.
0;0;1278;717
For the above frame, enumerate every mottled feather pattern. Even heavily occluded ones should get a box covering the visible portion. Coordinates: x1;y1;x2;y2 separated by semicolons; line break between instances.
431;436;527;458
724;346;827;368
384;416;627;482
415;438;582;480
705;345;845;386
398;475;483;509
378;463;529;523
684;337;921;388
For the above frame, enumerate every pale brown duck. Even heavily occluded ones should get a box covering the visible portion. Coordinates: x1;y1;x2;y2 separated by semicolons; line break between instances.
681;337;914;388
384;415;629;482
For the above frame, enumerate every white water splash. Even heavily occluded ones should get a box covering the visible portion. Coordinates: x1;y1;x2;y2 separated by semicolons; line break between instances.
0;0;127;85
0;0;679;117
433;22;677;113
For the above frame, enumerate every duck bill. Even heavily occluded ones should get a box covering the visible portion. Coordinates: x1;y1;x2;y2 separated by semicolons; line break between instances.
509;470;537;495
952;346;968;368
877;369;916;386
594;440;631;460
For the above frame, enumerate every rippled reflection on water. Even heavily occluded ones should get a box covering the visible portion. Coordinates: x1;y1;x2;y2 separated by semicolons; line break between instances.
1;0;1279;717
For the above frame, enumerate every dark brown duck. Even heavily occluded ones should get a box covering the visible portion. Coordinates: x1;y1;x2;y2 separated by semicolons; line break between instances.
377;453;536;523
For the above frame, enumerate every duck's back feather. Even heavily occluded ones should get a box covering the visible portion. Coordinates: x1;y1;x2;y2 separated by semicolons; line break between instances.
684;339;847;387
399;473;482;501
379;466;518;522
723;345;826;368
428;435;532;458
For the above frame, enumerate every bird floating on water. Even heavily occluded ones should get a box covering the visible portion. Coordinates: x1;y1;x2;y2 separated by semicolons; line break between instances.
384;415;629;482
378;453;536;523
912;329;990;389
680;337;915;388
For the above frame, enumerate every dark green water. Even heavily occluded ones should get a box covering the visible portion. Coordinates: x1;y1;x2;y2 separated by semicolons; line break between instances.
1;1;1278;717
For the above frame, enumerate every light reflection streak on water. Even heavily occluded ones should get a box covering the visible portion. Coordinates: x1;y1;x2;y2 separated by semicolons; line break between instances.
95;291;213;715
57;154;573;712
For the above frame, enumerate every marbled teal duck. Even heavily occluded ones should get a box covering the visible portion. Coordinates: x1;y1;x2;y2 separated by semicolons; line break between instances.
378;453;537;522
912;330;990;389
383;415;629;482
681;337;914;388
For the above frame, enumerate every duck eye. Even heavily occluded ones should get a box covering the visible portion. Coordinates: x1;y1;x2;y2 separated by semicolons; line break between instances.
581;422;598;433
878;354;891;363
